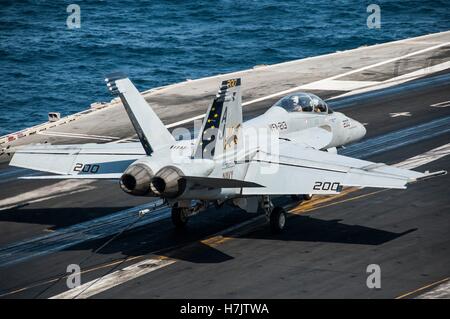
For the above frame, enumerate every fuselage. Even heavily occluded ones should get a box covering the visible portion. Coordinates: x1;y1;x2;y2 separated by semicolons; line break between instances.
244;105;366;149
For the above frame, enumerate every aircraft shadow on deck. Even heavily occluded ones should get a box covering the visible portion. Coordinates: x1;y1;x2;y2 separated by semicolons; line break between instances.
58;214;419;264
0;201;417;265
243;215;417;246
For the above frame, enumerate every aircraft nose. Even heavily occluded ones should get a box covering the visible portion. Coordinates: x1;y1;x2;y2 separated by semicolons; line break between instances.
354;120;366;141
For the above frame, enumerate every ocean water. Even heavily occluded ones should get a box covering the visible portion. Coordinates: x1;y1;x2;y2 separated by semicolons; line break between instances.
0;0;449;135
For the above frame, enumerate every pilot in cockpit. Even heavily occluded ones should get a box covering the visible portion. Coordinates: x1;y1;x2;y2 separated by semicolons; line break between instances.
312;97;327;113
291;95;302;112
299;96;313;112
281;95;302;112
312;98;321;113
277;93;327;113
289;95;312;112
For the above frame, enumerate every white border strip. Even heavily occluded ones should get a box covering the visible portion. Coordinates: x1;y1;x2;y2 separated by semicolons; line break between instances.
50;258;176;299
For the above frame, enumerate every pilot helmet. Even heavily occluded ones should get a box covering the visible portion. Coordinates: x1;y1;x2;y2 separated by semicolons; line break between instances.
311;97;320;107
291;95;302;111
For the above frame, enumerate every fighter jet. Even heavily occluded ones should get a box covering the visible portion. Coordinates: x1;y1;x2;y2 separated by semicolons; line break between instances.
10;74;445;232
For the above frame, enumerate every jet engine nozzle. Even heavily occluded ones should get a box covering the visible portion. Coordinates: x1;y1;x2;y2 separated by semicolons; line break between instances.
119;163;154;196
150;166;186;198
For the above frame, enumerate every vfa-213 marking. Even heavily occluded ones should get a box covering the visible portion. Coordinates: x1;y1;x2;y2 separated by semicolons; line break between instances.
270;121;288;131
73;163;100;173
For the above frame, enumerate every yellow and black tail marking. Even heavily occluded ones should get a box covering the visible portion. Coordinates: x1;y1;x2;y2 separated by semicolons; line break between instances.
193;78;241;159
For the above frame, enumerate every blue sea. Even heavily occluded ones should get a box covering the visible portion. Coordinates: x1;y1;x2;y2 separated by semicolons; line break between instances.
0;0;449;135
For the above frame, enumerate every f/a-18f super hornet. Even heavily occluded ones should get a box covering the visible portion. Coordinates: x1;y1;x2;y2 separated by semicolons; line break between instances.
10;74;445;232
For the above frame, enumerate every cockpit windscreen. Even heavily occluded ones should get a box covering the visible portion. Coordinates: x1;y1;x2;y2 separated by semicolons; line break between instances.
274;93;330;113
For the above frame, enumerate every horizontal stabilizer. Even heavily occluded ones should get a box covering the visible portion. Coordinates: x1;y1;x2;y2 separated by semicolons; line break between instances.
10;142;144;176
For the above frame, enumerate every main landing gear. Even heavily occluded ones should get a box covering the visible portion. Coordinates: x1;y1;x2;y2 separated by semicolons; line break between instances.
170;197;291;234
262;195;287;233
171;201;206;229
171;205;189;228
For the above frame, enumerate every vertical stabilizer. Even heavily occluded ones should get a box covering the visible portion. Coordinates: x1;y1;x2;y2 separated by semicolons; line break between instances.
193;78;243;161
105;73;174;155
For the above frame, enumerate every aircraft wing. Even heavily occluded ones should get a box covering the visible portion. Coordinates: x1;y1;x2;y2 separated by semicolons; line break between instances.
10;142;145;178
241;141;441;195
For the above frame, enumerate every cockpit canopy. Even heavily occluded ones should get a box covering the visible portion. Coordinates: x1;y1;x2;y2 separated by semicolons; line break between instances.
274;93;331;114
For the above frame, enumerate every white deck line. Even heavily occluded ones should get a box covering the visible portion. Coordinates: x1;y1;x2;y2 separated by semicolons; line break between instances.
0;180;94;210
50;258;176;299
330;60;450;100
37;132;115;141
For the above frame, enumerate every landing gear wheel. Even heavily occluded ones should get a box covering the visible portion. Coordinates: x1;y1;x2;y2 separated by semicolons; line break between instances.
303;194;313;201
270;206;287;233
171;206;188;228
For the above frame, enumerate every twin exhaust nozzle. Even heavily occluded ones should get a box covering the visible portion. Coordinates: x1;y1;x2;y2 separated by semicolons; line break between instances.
149;166;186;198
119;164;153;196
119;164;185;198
